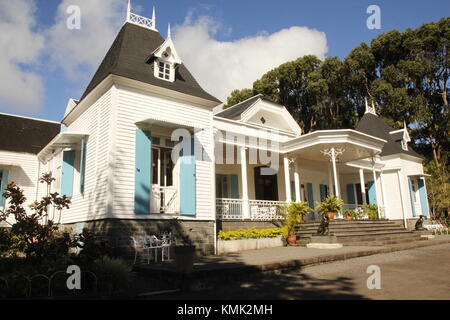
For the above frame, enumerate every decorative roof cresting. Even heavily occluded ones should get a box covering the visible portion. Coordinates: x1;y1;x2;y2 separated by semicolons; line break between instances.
126;0;157;31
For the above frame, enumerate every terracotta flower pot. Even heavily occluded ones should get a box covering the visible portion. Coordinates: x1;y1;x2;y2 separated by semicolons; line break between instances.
327;211;335;220
287;235;297;245
346;215;353;220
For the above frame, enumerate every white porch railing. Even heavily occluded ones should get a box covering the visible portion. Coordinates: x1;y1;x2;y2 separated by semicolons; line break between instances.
152;186;178;214
216;198;286;221
216;198;244;220
249;200;286;221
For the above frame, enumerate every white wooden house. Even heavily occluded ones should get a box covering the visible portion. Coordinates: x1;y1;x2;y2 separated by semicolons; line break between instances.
0;5;430;254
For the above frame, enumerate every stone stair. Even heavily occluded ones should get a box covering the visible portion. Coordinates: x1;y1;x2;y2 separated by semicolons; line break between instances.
296;220;427;246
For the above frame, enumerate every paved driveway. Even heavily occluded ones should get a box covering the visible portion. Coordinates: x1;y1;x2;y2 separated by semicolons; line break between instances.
152;243;450;300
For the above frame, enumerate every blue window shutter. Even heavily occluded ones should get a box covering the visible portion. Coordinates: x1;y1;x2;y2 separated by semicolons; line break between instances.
319;184;327;201
79;139;87;194
307;183;314;209
0;169;9;207
347;184;356;204
61;150;75;197
134;129;152;214
367;181;377;205
180;136;196;215
408;177;416;217
417;178;429;217
230;175;239;199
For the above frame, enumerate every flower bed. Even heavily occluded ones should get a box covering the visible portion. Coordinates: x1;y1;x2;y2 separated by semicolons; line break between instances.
217;228;284;254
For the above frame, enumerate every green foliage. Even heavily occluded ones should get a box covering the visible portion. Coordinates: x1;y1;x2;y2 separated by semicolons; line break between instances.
217;227;284;240
424;159;450;224
92;256;133;293
363;204;379;220
343;209;360;219
224;18;449;169
280;201;312;236
0;173;72;259
315;196;344;214
223;88;254;109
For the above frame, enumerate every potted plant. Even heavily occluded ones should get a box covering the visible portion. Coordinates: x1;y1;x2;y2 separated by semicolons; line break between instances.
315;196;344;220
363;204;379;220
343;209;360;220
280;202;312;245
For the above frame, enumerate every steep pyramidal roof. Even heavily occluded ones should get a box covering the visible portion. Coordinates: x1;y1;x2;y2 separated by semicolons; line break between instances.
79;22;220;104
356;113;423;159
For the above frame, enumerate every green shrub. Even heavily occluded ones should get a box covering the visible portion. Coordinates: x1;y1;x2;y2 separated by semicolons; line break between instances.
92;256;133;293
280;202;312;236
218;228;284;240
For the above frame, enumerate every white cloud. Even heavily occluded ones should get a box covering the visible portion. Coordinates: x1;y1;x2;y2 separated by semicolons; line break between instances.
173;15;328;102
0;0;44;112
45;0;126;81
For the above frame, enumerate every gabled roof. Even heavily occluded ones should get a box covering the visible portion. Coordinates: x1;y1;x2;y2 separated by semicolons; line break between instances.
215;94;278;119
79;22;220;104
0;113;60;154
356;113;424;159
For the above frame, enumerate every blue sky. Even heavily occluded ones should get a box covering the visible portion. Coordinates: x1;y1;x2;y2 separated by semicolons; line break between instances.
0;0;449;122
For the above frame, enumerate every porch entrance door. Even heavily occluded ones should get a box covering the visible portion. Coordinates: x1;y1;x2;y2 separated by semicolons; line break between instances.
254;166;278;201
151;147;176;213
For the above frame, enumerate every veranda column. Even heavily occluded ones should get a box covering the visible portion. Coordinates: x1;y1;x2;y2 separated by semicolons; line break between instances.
294;159;301;202
284;156;292;202
327;162;334;196
379;172;388;218
359;168;367;205
240;146;250;219
371;163;381;218
330;148;340;199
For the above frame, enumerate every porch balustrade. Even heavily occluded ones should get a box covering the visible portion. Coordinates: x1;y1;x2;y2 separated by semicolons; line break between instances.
216;199;386;221
216;198;286;221
152;186;178;214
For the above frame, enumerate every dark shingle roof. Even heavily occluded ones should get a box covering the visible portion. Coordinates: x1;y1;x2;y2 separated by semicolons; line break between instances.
356;113;424;159
215;94;279;119
79;23;220;104
0;114;60;154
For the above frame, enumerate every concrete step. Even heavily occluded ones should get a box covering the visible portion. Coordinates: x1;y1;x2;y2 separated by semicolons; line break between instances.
297;226;405;234
300;220;402;227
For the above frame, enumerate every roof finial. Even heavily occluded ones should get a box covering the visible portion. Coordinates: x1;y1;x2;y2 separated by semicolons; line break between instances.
126;0;131;21
365;97;377;115
152;6;156;29
167;23;171;38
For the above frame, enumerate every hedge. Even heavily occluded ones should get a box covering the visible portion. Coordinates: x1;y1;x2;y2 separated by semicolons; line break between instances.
217;228;284;240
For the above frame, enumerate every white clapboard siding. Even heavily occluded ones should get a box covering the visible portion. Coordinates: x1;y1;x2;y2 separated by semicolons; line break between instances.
111;85;215;220
0;151;40;225
59;88;113;224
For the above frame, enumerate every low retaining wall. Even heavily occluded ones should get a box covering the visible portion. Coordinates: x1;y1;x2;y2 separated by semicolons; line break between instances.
217;236;284;254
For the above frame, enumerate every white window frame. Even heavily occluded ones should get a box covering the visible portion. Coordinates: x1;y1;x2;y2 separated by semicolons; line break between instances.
154;60;174;82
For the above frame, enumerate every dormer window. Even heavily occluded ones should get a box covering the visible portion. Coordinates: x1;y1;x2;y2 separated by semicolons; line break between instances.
158;61;171;80
151;27;182;83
